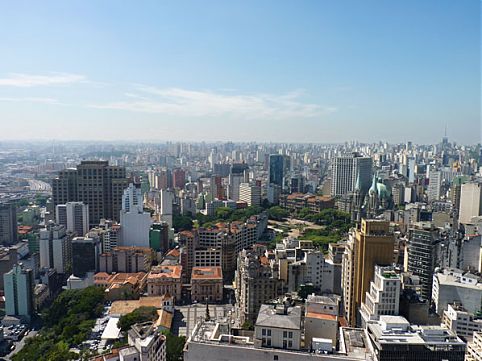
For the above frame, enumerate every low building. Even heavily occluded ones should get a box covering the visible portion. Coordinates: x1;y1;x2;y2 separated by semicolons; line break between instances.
305;295;340;348
280;193;335;213
99;246;154;273
124;322;167;361
146;265;182;302
254;304;302;350
109;295;174;316
94;272;147;301
441;303;482;340
432;268;482;315
191;266;223;303
366;316;466;361
466;331;482;361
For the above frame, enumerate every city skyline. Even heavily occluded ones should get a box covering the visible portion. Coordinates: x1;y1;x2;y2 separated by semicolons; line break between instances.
0;1;479;144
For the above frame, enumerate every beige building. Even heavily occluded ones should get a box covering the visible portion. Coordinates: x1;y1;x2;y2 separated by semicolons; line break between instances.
99;246;154;273
466;331;482;361
304;295;340;348
342;219;395;326
191;266;223;303
94;272;147;301
147;265;182;302
441;303;482;340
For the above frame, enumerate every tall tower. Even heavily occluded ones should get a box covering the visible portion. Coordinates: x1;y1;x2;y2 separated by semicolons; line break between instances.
269;155;284;187
0;202;17;246
342;219;395;326
331;152;372;197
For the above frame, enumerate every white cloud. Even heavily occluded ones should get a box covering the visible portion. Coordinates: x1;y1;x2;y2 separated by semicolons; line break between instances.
91;86;336;120
0;73;85;87
0;96;59;104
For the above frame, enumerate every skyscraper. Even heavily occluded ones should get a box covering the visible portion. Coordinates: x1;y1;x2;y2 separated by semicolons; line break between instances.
0;202;17;246
55;202;90;237
4;263;34;321
228;163;249;201
52;161;129;226
342;219;395;326
39;223;73;275
71;236;101;277
331;153;372;197
269;154;284;187
459;182;482;225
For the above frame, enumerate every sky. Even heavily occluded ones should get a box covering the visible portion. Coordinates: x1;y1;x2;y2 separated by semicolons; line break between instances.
0;0;480;144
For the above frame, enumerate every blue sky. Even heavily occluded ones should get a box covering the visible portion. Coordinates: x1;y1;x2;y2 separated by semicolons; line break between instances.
0;0;479;144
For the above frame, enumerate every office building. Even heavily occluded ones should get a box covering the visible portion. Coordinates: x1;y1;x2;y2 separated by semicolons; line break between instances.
172;168;186;189
0;202;17;246
269;154;284;187
228;163;249;201
366;316;465;361
99;246;154;274
406;222;443;300
159;189;174;228
120;183;152;248
149;222;170;253
331;153;372;197
427;170;442;202
342;219;395;326
55;202;89;236
360;266;401;327
4;264;34;321
52;161;129;226
239;182;261;206
72;236;101;277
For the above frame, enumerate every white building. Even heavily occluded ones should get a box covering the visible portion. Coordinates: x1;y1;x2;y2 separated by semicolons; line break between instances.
239;182;261;206
459;182;482;225
55;202;89;237
159;189;174;228
254;304;302;350
360;266;401;327
466;331;482;361
39;223;72;274
119;322;167;361
427;170;442;202
120;184;152;248
331;153;372;196
432;268;482;315
304;295;340;348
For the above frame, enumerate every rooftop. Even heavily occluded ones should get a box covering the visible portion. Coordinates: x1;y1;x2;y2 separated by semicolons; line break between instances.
191;266;223;280
148;265;182;279
109;295;173;315
255;304;302;330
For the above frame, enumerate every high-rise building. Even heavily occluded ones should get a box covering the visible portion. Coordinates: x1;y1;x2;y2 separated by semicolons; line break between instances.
172;168;186;189
268;155;284;187
55;202;89;236
459;182;482;225
119;183;152;248
235;249;278;324
342;219;395;326
466;331;482;361
427;170;442;202
52;161;129;226
360;265;401;327
0;202;17;246
4;263;34;321
406;222;443;300
39;223;73;274
71;236;101;277
149;222;170;253
239;182;261;206
228;163;249;201
331;153;372;197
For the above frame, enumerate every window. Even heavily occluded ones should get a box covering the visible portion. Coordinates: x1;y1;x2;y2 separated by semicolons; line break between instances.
283;331;287;338
262;329;266;336
273;356;278;361
288;331;293;338
267;329;271;336
288;340;293;348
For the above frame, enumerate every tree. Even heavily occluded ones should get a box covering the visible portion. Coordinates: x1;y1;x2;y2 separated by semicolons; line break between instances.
117;306;158;332
215;207;233;219
172;215;193;232
162;331;186;361
241;320;254;330
267;206;289;221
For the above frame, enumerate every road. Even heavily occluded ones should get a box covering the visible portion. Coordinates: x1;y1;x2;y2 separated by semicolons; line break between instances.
5;330;38;360
27;179;51;193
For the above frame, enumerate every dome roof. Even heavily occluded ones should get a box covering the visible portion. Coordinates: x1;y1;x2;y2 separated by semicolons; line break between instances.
376;181;391;200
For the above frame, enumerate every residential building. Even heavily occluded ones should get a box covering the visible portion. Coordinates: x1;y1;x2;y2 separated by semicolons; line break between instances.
254;303;302;350
239;182;261;206
4;263;34;321
342;219;395;326
55;202;89;236
125;322;167;361
147;265;182;301
191;266;223;303
305;295;340;348
120;183;152;248
99;246;154;273
39;223;73;274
